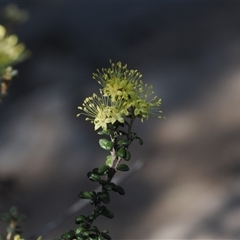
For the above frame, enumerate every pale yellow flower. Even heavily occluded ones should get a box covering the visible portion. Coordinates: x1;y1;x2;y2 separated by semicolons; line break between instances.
14;235;24;240
78;61;163;130
77;94;127;130
0;25;29;69
93;61;142;103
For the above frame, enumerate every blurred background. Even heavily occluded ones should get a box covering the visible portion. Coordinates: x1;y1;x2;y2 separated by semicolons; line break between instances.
1;1;240;239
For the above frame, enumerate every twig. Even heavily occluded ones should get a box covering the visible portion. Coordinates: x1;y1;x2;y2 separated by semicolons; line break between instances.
29;159;144;239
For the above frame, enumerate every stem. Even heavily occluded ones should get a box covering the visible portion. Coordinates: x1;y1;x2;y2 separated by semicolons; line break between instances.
6;221;16;240
127;108;136;140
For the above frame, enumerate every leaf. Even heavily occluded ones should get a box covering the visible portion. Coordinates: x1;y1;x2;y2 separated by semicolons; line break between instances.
88;173;101;182
117;148;126;158
99;139;114;151
102;233;111;240
117;139;129;146
78;191;93;200
100;192;110;204
105;155;112;166
75;227;84;236
123;149;131;161
101;209;114;219
117;164;129;172
97;129;110;135
135;136;143;145
103;184;112;191
116;186;125;195
0;213;11;222
75;215;86;224
98;165;109;175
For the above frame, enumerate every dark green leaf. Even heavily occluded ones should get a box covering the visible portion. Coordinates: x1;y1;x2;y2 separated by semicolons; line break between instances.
98;206;107;211
75;215;86;224
103;184;112;191
75;227;84;236
78;191;93;200
97;236;104;240
102;233;111;240
89;226;99;233
100;192;110;204
79;222;88;229
117;186;125;195
89;233;97;240
117;140;129;146
135;136;143;145
0;213;11;223
82;230;90;236
101;209;114;219
14;226;23;234
123;149;131;161
117;148;126;158
99;139;114;151
116;164;129;172
97;129;110;135
61;232;71;240
98;165;109;175
88;173;101;182
88;214;96;221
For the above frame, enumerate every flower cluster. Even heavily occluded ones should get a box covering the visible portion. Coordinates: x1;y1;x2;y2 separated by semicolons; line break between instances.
0;24;29;70
77;61;162;130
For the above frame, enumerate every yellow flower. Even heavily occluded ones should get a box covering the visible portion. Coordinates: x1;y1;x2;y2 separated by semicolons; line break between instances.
14;235;24;240
78;61;163;130
131;82;162;121
93;61;142;102
77;94;127;130
0;25;29;69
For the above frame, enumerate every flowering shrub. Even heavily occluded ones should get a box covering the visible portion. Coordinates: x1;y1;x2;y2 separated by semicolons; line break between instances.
54;61;163;240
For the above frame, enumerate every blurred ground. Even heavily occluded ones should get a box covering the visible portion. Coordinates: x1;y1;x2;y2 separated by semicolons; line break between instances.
0;1;240;239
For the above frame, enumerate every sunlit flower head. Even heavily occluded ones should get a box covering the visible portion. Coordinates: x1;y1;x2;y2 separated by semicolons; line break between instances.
77;93;128;130
131;82;162;121
14;235;24;240
0;25;29;69
78;61;163;130
93;61;142;102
